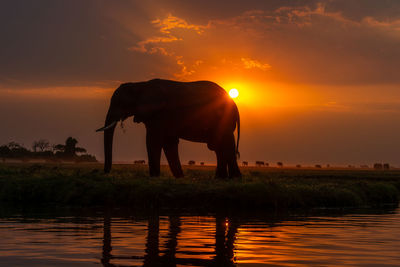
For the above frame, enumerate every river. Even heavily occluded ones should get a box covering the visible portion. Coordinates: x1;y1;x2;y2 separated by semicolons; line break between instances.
0;207;399;266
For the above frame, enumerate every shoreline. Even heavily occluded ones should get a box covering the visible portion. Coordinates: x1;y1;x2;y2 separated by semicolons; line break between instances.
1;163;399;211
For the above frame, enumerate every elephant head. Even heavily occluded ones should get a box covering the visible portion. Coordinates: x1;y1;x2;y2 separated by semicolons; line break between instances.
96;87;129;173
95;84;141;172
96;82;167;173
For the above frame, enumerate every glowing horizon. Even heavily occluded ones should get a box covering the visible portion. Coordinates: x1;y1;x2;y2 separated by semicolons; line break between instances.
1;1;400;165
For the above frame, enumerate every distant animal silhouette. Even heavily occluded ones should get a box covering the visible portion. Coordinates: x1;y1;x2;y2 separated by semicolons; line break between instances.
96;79;241;178
242;161;248;166
373;163;383;170
134;160;146;164
383;163;390;170
200;162;205;166
188;160;195;166
277;162;283;167
255;161;264;167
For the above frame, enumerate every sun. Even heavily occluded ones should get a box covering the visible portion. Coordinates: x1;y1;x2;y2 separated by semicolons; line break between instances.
229;88;239;98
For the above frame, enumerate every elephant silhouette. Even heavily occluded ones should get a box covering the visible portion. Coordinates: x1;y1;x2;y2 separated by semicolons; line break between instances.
96;79;241;178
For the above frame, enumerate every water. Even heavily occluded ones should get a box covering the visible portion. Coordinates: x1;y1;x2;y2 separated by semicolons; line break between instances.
0;208;400;266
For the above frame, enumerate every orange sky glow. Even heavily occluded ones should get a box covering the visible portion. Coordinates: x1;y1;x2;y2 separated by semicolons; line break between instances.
1;0;400;166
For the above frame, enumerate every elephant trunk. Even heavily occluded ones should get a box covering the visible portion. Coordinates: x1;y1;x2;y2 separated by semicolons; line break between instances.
104;127;115;173
103;111;118;173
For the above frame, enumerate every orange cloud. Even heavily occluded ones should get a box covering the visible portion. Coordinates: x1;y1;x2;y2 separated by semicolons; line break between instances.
241;57;271;71
130;36;180;54
128;4;400;84
130;14;208;54
152;14;208;35
129;14;210;77
274;3;356;27
362;16;400;31
174;57;204;78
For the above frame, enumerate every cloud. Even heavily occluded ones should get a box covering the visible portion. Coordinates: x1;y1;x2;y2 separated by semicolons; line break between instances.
129;14;211;77
362;16;400;30
128;4;400;83
129;14;208;54
218;4;400;84
173;58;204;78
152;14;208;34
131;13;276;78
3;1;398;86
130;36;179;55
241;57;271;71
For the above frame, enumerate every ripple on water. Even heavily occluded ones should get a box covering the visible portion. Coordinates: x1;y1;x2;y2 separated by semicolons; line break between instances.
0;208;399;266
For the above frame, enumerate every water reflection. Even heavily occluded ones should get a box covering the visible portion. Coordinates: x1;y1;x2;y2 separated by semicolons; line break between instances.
0;208;400;266
101;215;112;266
101;215;239;266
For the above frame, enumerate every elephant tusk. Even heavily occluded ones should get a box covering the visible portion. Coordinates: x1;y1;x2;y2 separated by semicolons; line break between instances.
95;121;117;132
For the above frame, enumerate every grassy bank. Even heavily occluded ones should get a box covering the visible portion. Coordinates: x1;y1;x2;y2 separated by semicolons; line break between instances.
0;163;399;211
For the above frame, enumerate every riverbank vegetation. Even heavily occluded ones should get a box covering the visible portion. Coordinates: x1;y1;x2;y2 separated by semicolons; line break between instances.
0;137;97;163
0;163;399;211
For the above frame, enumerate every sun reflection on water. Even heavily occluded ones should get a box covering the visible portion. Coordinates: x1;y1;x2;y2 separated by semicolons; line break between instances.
0;210;400;266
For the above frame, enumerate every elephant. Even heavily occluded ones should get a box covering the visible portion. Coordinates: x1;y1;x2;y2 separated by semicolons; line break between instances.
96;79;241;178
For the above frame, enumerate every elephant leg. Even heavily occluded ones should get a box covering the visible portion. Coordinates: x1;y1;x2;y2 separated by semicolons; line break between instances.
146;130;162;177
215;148;228;179
163;138;184;178
208;133;228;178
226;133;241;178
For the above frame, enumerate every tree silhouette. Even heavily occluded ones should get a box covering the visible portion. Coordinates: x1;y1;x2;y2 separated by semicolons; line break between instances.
7;141;23;150
7;142;29;157
0;137;96;162
0;145;10;158
55;137;87;158
32;139;50;152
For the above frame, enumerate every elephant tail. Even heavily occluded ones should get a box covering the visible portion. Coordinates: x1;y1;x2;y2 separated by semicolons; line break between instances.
235;105;240;159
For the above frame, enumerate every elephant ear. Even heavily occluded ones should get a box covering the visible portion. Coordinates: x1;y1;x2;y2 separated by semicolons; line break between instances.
133;88;168;122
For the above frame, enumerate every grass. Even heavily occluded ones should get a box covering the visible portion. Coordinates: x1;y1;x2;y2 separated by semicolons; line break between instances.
0;163;399;211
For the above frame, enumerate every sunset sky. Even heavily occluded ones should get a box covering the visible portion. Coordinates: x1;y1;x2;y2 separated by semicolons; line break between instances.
1;0;400;166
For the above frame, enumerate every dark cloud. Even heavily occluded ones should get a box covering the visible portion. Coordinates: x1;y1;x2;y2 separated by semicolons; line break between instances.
150;0;321;22
325;0;400;21
0;0;171;88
